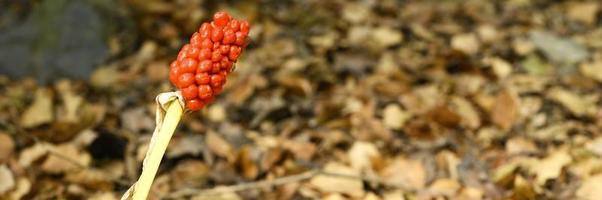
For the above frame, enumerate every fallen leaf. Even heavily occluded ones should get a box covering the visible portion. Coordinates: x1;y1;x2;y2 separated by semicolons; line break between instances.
382;104;411;130
529;149;571;185
89;192;118;200
206;131;235;162
457;187;484;200
576;174;602;200
55;80;83;123
310;162;364;197
0;164;15;194
452;33;480;55
547;87;597;117
42;143;91;174
348;141;381;171
8;177;31;200
568;2;600;25
513;175;536;200
580;59;602;82
491;87;519;130
0;133;15;164
380;157;426;190
530;31;589;64
170;160;209;188
506;137;537;155
167;134;204;158
207;104;227;122
20;88;54;128
426;178;461;197
18;143;51;168
450;96;481;129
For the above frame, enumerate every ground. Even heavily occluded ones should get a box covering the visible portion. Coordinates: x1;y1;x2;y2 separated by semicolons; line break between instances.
1;0;602;200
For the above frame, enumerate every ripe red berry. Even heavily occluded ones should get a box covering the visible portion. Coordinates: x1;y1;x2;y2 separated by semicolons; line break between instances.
197;60;212;73
213;12;231;27
181;85;198;100
186;99;205;111
169;11;249;111
177;73;195;88
180;58;198;73
211;27;224;42
223;29;236;44
195;73;210;84
198;85;213;99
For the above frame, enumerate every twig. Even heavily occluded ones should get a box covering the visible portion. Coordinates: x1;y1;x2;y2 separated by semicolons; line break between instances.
166;169;395;199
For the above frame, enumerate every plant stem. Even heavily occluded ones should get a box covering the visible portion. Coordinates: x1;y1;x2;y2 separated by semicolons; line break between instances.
132;100;183;200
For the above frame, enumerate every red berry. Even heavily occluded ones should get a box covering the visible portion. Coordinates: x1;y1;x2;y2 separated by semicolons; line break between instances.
186;99;204;111
240;21;250;35
201;38;213;49
186;47;200;58
190;32;202;47
211;50;223;62
177;73;195;88
180;58;198;73
229;46;241;60
198;85;213;99
181;85;198;100
210;74;225;87
211;27;224;42
199;48;212;60
223;29;235;44
212;63;221;73
235;32;247;46
169;67;180;84
197;60;212;73
200;23;212;39
220;45;230;55
213;12;231;27
195;72;210;84
228;19;240;32
169;12;249;112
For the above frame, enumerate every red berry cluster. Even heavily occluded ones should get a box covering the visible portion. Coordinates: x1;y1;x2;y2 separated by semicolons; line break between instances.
169;12;249;111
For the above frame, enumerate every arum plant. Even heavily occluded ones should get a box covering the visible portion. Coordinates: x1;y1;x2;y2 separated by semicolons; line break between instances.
121;11;250;200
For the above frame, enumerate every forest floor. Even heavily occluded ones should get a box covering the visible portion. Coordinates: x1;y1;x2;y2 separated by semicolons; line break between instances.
1;0;602;199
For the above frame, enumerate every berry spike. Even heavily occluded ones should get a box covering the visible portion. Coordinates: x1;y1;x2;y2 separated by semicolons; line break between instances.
169;11;249;111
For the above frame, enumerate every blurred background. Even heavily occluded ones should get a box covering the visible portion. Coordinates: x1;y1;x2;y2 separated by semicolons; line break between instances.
1;0;602;199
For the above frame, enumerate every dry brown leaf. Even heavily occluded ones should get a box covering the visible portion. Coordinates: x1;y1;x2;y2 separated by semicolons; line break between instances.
506;137;537;155
8;177;31;200
167;134;204;158
530;149;571;185
576;174;602;200
18;143;51;168
426;178;461;197
348;141;381;172
236;146;259;179
20;88;54;128
282;140;317;161
207;104;227;122
65;169;113;190
42;143;91;174
457;187;484;200
382;104;411;130
310;162;364;197
380;157;426;190
0;133;15;164
0;164;15;194
451;33;480;55
513;175;536;200
450;96;481;129
55;80;83;123
580;59;602;82
491;88;519;130
567;2;600;25
89;192;118;200
206;131;235;161
547;87;597;117
170;160;209;188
